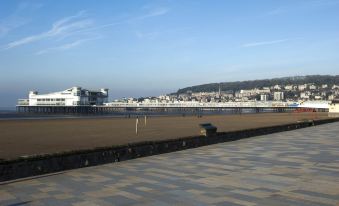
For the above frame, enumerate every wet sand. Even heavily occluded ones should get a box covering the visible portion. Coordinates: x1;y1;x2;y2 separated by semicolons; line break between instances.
0;112;330;160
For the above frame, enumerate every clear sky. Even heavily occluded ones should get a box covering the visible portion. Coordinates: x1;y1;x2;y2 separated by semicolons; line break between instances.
0;0;339;107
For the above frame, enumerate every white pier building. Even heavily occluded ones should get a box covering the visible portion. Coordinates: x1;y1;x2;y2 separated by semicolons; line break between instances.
18;87;108;106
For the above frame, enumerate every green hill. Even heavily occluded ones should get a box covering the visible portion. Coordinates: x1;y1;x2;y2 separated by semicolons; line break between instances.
176;75;339;94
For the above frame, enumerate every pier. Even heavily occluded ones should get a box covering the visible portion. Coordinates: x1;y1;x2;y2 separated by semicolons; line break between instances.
16;86;330;115
16;104;328;115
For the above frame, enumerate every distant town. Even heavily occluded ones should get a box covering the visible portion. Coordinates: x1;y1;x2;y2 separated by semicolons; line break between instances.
17;75;339;111
113;76;339;104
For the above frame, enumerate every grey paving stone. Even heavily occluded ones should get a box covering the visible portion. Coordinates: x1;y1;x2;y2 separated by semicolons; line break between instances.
1;122;339;205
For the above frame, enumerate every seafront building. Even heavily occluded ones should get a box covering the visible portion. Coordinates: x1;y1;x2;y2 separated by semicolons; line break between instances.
273;92;284;101
16;83;335;114
260;94;269;101
329;99;339;117
18;87;108;106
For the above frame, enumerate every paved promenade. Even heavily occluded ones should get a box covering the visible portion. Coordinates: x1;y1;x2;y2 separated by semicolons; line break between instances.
1;122;339;206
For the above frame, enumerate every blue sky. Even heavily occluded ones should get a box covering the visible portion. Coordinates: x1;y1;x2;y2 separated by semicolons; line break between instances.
0;0;339;107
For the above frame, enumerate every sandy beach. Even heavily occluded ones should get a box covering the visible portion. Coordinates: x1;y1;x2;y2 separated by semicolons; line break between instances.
0;112;331;160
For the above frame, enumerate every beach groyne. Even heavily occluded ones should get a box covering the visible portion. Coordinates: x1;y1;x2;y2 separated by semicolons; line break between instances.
1;117;338;182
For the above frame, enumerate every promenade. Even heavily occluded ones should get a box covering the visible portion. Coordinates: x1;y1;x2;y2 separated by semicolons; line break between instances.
1;122;339;205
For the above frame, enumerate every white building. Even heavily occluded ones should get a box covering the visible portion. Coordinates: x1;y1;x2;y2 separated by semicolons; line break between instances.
260;94;269;101
300;91;310;99
273;92;284;101
298;84;307;91
18;87;108;106
273;85;281;90
239;88;270;97
314;95;322;100
309;84;317;90
328;95;335;101
332;85;339;89
329;99;339;117
284;85;294;91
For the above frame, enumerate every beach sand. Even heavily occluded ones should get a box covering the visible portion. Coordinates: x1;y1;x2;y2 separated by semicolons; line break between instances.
0;112;330;159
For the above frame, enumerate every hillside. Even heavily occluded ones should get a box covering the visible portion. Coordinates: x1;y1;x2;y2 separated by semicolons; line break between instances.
176;75;339;94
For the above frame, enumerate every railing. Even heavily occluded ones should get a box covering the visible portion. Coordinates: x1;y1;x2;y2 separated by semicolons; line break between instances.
17;99;29;106
104;101;290;108
104;101;330;109
16;100;330;109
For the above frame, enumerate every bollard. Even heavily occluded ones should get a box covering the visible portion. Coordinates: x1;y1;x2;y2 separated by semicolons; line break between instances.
136;118;139;135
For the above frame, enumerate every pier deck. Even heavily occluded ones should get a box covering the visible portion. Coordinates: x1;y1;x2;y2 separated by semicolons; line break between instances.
16;103;329;114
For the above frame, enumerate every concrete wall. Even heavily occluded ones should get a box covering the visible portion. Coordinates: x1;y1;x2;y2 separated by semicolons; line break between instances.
1;118;338;182
329;103;339;112
329;102;339;117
